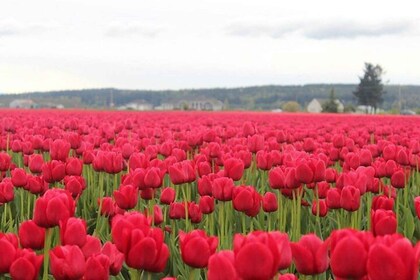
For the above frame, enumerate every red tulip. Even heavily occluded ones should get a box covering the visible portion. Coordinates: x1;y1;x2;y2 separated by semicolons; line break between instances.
232;185;262;217
212;177;234;201
262;192;278;212
11;168;27;188
0;152;11;171
340;185;360;212
207;250;239;280
65;158;83;176
50;139;71;162
81;235;102;258
84;254;110;280
0;234;17;274
367;235;418;280
42;160;66;183
111;212;169;272
295;162;314;184
10;249;43;280
101;241;124;276
60;217;87;247
28;154;44;173
144;167;163;188
233;231;281;280
311;199;328;217
223;157;244;181
329;229;372;279
103;152;124;174
247;134;264;153
371;209;397;236
168;160;196;185
160;187;176;205
64;176;86;198
390;169;406;189
26;175;48;195
371;195;394;211
33;189;75;228
169;202;186;219
18;220;46;250
179;229;218;268
269;167;286;189
50;245;86;280
290;234;328;275
0;178;14;204
199;195;215;214
256;151;274;170
113;184;138;210
326;188;341;209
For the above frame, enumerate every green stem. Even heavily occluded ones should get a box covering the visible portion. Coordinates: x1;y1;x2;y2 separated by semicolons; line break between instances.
42;228;53;280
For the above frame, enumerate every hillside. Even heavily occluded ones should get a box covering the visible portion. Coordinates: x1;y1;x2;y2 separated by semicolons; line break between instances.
1;84;419;110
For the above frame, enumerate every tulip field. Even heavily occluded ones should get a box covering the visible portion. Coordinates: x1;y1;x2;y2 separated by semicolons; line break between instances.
0;109;420;280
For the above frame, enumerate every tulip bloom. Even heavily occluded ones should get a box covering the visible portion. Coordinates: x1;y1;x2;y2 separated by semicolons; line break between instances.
223;157;245;181
179;230;218;268
11;168;27;188
113;184;138;210
207;250;239;280
329;229;372;279
101;241;124;276
340;185;360;212
367;235;418;280
59;217;87;247
0;234;17;274
65;158;83;176
33;189;75;228
232;185;262;217
262;192;278;213
42;160;66;183
0;179;14;204
111;212;169;272
168;160;196;185
290;234;328;275
50;139;71;162
212;177;235;201
50;245;86;280
28;154;44;174
84;254;110;280
18;220;46;250
10;249;43;280
371;209;397;236
199;195;215;214
233;231;282;280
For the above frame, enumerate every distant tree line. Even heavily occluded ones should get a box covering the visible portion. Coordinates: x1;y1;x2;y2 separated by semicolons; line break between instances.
1;82;419;110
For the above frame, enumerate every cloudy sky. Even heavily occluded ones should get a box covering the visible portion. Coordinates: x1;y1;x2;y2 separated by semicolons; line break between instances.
1;0;419;93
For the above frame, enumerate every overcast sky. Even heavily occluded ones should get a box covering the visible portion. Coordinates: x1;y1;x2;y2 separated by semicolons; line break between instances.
1;0;420;93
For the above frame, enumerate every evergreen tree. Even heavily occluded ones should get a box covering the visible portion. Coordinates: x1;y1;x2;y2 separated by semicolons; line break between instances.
353;63;386;113
322;88;339;113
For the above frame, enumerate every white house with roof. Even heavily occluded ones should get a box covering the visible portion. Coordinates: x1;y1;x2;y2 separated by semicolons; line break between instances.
9;99;35;109
307;98;344;113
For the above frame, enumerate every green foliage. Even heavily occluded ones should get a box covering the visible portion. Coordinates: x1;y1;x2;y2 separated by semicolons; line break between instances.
353;63;386;112
282;101;301;112
322;88;339;113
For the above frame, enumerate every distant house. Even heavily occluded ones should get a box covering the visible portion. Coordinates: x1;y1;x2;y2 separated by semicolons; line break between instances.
175;99;224;111
154;103;175;110
118;100;153;111
307;99;323;113
307;98;344;113
9;99;36;109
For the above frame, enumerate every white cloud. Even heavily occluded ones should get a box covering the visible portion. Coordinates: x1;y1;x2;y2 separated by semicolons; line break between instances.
0;18;56;37
225;19;415;40
105;22;164;38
